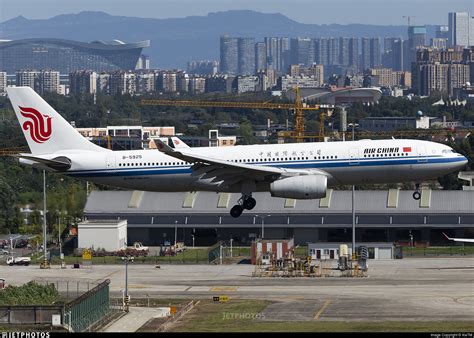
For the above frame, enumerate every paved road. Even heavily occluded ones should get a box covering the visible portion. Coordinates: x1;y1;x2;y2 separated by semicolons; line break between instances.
2;258;474;321
102;307;169;332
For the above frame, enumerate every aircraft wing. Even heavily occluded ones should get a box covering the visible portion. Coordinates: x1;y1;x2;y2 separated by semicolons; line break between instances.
443;232;474;243
155;139;330;187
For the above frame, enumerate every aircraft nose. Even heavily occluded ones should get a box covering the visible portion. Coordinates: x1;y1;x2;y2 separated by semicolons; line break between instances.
457;154;468;168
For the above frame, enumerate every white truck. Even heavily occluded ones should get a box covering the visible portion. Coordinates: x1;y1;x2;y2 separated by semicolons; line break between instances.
6;256;31;266
129;242;149;252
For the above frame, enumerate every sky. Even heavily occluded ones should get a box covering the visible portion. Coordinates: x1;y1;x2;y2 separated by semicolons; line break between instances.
1;0;474;25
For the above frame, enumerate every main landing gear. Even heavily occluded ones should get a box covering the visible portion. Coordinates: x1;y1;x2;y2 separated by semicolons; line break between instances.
412;183;421;200
230;194;256;218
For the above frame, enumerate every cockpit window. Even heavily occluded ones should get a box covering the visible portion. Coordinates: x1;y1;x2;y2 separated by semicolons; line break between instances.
442;149;455;153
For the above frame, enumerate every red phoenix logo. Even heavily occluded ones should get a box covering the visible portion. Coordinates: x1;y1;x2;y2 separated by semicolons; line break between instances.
19;106;52;144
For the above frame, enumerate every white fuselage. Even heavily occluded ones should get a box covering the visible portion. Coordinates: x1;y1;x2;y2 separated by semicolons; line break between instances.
36;139;467;193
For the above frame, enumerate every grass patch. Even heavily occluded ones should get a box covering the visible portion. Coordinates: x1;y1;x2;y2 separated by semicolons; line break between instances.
172;299;474;332
403;246;474;257
42;248;211;265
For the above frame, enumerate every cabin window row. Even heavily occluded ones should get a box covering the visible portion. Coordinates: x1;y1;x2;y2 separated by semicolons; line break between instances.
118;162;190;167
363;153;409;158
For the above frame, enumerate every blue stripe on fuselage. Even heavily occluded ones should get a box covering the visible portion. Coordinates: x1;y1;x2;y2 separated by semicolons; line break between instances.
65;155;465;178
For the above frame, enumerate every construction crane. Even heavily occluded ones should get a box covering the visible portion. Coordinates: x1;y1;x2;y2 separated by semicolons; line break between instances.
402;15;416;26
141;87;333;142
0;147;29;156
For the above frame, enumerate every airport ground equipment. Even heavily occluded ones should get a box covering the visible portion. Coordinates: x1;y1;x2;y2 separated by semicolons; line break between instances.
6;256;31;266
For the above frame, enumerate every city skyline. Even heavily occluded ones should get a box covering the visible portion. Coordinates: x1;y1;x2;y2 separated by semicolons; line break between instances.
2;0;474;25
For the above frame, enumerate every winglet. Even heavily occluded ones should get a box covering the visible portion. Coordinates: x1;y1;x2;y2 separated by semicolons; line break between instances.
169;137;190;149
442;232;451;240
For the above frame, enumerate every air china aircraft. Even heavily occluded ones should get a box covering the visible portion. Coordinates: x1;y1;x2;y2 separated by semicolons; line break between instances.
7;87;468;218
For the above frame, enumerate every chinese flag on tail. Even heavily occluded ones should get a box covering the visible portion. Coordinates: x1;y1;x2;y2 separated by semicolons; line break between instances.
403;147;412;152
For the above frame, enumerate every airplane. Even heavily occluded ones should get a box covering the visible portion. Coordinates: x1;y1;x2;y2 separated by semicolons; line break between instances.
6;87;469;218
443;232;474;243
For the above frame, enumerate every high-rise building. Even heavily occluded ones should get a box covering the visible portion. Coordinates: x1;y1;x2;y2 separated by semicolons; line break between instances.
406;26;427;71
69;70;98;95
448;12;470;47
431;38;448;50
383;37;403;70
371;38;381;68
412;47;470;96
348;38;359;68
307;64;324;86
339;37;350;66
328;38;340;65
187;60;219;75
135;71;156;94
237;38;255;75
176;72;189;92
255;42;266;72
135;54;150;70
205;75;234;93
290;38;313;67
220;36;239;75
98;72;110;94
436;25;449;39
0;72;6;94
412;63;469;96
367;68;411;88
313;38;327;65
109;71;136;95
189;77;206;94
264;37;290;73
361;38;381;70
16;70;60;94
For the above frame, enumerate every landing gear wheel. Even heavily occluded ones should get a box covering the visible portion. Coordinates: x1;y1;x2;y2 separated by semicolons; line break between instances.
413;191;421;200
243;197;257;210
230;205;244;218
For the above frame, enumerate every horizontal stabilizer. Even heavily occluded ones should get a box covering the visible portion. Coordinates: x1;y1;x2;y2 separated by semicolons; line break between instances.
16;154;71;171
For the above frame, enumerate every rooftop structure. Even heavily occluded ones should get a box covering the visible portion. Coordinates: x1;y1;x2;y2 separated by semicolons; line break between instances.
0;38;150;74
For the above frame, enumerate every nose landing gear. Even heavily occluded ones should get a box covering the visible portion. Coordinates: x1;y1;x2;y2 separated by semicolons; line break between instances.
230;194;256;218
413;183;421;200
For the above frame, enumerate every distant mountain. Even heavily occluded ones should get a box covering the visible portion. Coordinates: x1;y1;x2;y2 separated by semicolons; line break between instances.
0;10;437;68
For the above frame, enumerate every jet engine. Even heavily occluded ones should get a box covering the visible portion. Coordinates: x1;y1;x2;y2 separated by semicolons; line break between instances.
270;175;327;199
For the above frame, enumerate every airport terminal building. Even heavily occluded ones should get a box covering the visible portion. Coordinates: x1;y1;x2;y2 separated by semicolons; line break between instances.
0;38;150;74
84;189;474;246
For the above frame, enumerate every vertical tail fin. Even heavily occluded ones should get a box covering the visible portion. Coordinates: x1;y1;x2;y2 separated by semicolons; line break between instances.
7;87;107;155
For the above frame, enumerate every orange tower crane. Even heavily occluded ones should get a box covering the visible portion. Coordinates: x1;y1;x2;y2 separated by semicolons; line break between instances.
141;87;332;142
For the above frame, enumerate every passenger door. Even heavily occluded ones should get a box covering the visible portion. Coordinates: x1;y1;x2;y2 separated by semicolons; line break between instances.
349;148;360;165
417;146;427;163
106;155;116;170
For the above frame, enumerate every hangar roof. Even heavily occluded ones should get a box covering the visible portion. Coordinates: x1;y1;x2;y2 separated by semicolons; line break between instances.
84;189;474;215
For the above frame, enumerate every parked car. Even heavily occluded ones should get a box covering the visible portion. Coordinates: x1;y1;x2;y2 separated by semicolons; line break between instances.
0;249;9;255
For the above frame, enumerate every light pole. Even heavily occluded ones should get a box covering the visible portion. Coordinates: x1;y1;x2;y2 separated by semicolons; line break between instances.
174;220;178;248
40;170;50;269
348;123;359;260
122;255;134;312
191;235;195;248
255;215;271;239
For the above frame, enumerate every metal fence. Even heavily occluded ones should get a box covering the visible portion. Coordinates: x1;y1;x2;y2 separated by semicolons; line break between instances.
63;279;111;332
0;305;63;326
